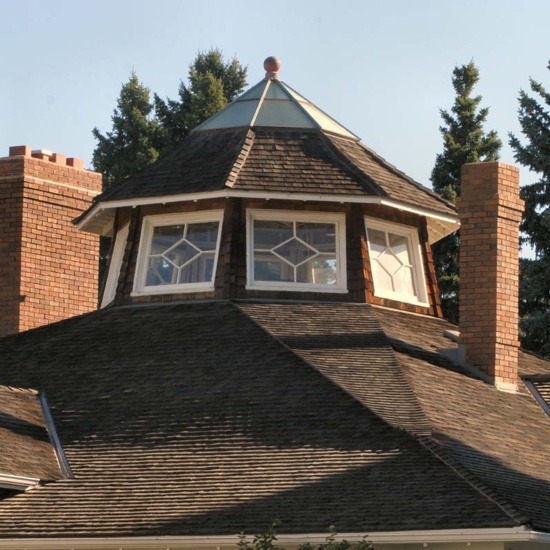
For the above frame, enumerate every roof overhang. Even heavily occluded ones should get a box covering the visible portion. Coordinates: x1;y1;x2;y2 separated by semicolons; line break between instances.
0;527;546;549
77;190;459;243
0;473;40;491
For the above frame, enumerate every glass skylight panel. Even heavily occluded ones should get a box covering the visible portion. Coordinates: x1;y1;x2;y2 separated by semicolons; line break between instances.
198;100;259;130
265;82;292;100
254;100;315;128
298;102;357;139
238;81;268;100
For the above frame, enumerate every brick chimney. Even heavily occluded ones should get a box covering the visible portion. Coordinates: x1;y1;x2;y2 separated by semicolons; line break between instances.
457;162;524;392
0;146;102;338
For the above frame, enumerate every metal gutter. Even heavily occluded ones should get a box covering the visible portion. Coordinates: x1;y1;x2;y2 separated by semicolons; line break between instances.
0;527;546;549
38;392;73;479
0;473;40;492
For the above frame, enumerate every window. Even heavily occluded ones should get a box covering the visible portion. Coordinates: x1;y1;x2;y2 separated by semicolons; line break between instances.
365;218;428;306
247;210;347;292
133;211;223;295
101;222;130;308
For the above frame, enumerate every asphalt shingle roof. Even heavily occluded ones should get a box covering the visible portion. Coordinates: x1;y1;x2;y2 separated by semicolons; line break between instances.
94;129;456;220
373;306;550;531
0;386;61;483
0;301;525;537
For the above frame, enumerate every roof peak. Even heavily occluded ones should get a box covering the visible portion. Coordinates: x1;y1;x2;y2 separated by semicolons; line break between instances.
263;55;281;80
193;58;359;140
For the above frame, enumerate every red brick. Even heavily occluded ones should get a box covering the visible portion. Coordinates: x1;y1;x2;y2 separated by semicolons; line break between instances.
0;150;102;337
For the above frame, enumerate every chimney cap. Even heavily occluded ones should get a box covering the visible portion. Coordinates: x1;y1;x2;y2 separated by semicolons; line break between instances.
31;149;53;157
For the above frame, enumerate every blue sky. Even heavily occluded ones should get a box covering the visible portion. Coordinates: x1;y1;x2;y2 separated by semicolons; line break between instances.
1;0;549;187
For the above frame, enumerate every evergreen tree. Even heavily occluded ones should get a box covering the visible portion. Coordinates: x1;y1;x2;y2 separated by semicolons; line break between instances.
92;72;162;285
92;50;247;289
509;60;550;358
92;71;161;189
431;61;502;322
154;48;247;150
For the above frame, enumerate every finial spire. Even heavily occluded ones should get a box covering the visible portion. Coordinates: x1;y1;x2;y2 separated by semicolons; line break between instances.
264;56;281;80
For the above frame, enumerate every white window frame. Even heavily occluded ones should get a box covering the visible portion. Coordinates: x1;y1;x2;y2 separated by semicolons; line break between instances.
246;209;347;293
365;218;429;307
133;210;224;296
101;221;130;308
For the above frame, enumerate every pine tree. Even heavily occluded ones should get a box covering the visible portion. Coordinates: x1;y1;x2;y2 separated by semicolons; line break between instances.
154;48;247;150
509;60;550;358
92;71;161;189
431;62;502;322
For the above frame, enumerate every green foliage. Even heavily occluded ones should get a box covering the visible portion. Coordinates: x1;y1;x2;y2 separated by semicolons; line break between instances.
154;48;247;150
431;61;502;322
509;60;550;358
91;49;247;287
237;523;373;550
92;72;161;189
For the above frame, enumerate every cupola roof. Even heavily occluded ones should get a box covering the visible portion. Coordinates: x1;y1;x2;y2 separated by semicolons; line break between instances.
193;58;358;140
78;57;459;243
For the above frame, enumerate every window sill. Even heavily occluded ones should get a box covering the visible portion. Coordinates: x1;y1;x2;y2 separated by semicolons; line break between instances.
372;291;429;308
131;285;215;297
246;285;348;294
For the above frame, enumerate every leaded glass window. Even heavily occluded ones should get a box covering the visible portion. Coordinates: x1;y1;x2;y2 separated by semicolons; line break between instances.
247;210;346;292
134;211;223;294
365;219;428;306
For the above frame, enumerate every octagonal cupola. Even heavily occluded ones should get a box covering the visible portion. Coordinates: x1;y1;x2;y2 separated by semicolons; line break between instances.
78;57;458;316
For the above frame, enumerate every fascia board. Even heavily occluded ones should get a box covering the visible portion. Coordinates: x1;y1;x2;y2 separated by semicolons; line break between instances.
77;190;459;237
0;473;39;491
0;527;543;549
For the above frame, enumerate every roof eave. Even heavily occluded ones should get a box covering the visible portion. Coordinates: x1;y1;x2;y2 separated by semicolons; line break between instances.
0;527;543;549
76;190;458;243
0;473;40;492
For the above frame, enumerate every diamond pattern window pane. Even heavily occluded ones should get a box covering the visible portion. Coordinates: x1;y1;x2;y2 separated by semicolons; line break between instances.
371;260;393;293
368;228;387;255
297;256;337;285
151;225;185;255
187;222;219;251
273;238;317;266
367;223;424;303
146;257;177;286
252;216;341;287
296;222;336;253
378;249;403;276
389;233;411;265
145;220;220;288
165;241;200;267
254;221;293;248
394;265;416;296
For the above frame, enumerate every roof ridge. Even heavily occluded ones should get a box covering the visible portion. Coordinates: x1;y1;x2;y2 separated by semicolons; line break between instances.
417;435;530;526
352;138;456;212
316;132;384;196
224;129;255;188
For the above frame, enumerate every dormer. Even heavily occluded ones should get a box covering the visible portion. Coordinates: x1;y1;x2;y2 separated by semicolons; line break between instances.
78;57;458;317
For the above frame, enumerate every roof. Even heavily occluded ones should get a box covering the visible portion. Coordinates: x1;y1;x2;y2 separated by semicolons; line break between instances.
78;72;458;242
193;77;359;139
0;386;63;487
0;300;549;537
81;129;457;242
